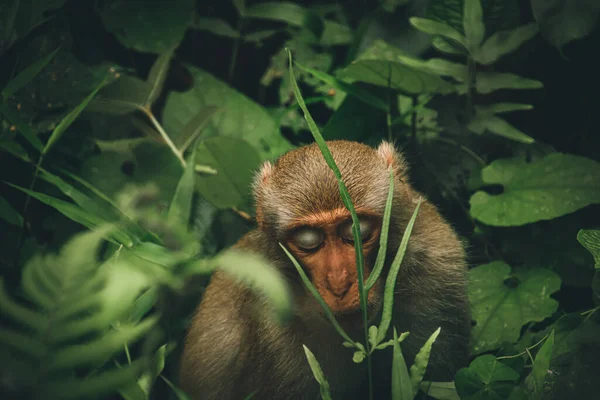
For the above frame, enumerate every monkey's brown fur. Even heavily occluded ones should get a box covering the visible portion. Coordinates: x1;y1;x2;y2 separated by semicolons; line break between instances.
180;141;471;399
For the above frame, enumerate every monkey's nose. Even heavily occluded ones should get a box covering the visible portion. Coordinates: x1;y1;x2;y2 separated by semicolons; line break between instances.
326;269;352;298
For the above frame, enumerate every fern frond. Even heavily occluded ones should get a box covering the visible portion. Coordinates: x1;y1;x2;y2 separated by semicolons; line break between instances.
0;228;159;399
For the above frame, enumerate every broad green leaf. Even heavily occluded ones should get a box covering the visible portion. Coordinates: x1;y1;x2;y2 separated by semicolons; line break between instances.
193;17;240;38
577;229;600;269
392;328;413;400
147;48;175;106
552;312;600;362
319;20;353;46
531;0;600;51
475;103;533;115
337;40;456;95
463;0;485;50
467;114;535;144
469;154;600;226
193;136;260;210
100;0;193;53
88;76;151;115
0;103;43;151
409;17;466;48
178;106;221;153
409;328;441;395
321;94;386;142
217;250;293;323
43;81;105;155
1;48;59;99
475;23;539;65
377;200;422;343
469;261;560;354
419;382;460;400
295;62;388;111
245;2;324;39
455;355;520;400
0;196;23;227
432;37;466;55
525;331;554;398
475;72;543;94
163;66;293;160
303;345;333;400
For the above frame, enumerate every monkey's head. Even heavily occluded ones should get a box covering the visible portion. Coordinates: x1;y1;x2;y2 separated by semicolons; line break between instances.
254;140;412;320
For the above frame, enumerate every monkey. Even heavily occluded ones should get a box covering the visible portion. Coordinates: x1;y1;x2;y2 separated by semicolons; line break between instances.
179;140;471;400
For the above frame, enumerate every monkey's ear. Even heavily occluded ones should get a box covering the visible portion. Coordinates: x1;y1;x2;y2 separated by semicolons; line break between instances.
253;161;274;227
377;141;408;177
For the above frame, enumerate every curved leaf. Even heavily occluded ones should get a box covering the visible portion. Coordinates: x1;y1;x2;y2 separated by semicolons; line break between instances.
469;154;600;226
475;23;539;65
469;261;561;354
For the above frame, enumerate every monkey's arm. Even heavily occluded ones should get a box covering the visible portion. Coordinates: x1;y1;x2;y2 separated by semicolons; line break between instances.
179;271;252;400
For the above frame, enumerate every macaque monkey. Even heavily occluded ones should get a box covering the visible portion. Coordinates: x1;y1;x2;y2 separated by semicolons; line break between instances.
180;140;471;400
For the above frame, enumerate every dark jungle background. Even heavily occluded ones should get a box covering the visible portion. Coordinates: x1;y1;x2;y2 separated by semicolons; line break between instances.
0;0;599;399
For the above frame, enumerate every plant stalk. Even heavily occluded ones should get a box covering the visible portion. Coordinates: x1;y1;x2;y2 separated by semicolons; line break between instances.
144;108;186;168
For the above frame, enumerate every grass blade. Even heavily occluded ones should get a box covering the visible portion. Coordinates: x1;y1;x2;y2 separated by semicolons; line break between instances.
391;328;413;400
409;327;441;395
303;345;333;400
365;168;394;290
377;199;422;343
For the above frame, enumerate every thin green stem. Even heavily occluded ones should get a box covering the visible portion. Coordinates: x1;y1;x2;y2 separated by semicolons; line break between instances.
143;108;186;168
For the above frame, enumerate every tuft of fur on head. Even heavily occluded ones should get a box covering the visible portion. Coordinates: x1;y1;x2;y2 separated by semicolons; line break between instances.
376;141;408;179
253;140;410;236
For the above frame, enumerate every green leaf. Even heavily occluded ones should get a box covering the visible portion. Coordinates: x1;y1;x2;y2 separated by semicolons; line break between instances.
178;106;221;153
455;355;520;399
0;103;43;151
419;381;460;400
432;37;466;55
531;0;600;51
0;138;31;161
88;76;151;115
245;2;324;39
217;249;293;323
43;81;105;155
193;136;260;211
6;183;133;246
193;17;240;38
321;93;386;142
469;154;600;226
161;375;192;400
391;328;413;400
463;0;485;50
0;196;23;227
1;47;59;99
146;48;175;106
377;199;422;343
303;345;333;400
410;327;441;395
409;17;466;48
469;261;561;354
100;0;193;53
336;40;456;95
577;229;600;269
119;344;166;400
467;114;535;144
168;146;197;227
525;331;554;398
288;48;370;346
295;62;388;111
366;168;394;290
163;66;292;160
475;23;539;65
475;72;543;94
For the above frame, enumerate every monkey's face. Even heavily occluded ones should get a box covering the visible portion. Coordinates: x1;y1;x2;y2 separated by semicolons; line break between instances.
283;208;384;317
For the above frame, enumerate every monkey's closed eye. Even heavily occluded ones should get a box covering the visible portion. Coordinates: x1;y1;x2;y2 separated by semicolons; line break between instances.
290;228;324;251
340;218;373;243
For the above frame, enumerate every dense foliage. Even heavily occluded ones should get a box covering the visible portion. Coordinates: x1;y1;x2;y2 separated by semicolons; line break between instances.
1;0;599;399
